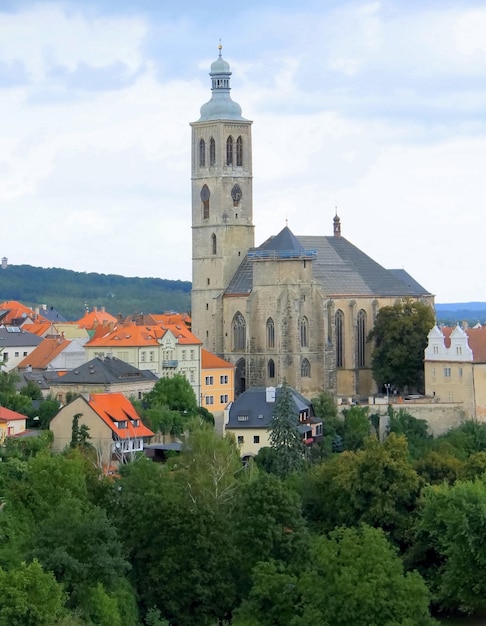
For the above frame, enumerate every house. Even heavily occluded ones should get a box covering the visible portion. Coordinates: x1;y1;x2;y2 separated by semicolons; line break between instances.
224;385;323;460
47;355;158;404
0;407;28;442
75;306;118;332
25;321;90;343
201;349;235;430
424;324;486;419
0;326;44;371
84;321;202;402
0;300;50;326
17;336;87;374
50;392;154;467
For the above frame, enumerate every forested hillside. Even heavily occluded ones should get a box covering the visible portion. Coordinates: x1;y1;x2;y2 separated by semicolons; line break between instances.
0;264;191;320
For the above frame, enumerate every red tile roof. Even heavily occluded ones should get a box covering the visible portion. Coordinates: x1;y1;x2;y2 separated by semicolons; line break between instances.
440;325;486;363
0;407;28;422
17;337;71;369
202;349;234;370
0;300;49;324
88;393;154;439
75;307;118;330
86;321;202;348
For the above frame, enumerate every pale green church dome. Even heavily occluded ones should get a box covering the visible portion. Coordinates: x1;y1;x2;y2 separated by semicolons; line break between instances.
199;45;246;122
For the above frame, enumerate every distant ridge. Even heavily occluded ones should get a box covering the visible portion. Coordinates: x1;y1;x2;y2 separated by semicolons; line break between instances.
0;264;191;321
436;302;486;326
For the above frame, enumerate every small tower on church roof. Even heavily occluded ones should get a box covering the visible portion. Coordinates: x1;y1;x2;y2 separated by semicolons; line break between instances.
333;212;341;238
199;44;246;122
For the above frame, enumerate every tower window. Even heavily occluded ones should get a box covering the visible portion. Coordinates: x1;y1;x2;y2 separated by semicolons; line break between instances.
233;311;246;351
226;136;233;165
212;233;217;255
201;184;210;220
301;358;311;378
209;138;216;165
199;138;205;167
266;317;275;348
335;310;344;368
236;136;243;166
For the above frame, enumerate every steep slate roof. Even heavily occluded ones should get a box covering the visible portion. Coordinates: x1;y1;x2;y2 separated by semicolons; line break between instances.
87;393;154;440
226;386;314;430
17;337;71;369
53;356;158;385
225;228;431;298
202;349;234;370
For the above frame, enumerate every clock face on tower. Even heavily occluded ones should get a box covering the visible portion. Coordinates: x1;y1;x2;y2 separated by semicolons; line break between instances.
200;185;210;202
231;184;242;203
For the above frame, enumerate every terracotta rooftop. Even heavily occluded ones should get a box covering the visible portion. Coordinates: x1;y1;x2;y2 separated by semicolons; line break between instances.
75;307;118;330
0;300;50;325
202;349;234;370
440;325;486;363
87;393;154;439
0;407;28;422
17;337;71;370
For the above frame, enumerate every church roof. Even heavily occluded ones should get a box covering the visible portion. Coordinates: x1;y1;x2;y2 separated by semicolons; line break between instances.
225;232;431;298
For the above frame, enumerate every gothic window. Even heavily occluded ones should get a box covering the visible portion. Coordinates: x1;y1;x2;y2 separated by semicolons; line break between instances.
268;359;275;378
201;184;210;220
266;317;275;348
212;233;217;255
357;309;366;368
335;309;344;368
300;316;309;348
236;136;243;166
233;312;246;351
301;358;311;378
209;138;216;165
199;138;205;167
226;136;233;165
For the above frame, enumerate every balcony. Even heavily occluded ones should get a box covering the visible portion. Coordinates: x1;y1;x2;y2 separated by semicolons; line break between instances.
162;360;178;368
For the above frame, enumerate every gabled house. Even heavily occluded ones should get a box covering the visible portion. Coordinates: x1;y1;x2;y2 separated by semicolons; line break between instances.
48;355;158;404
0;407;28;442
50;392;154;467
0;300;50;327
84;321;202;402
0;326;44;371
224;385;323;459
425;324;486;419
17;336;87;374
75;307;118;332
201;349;235;429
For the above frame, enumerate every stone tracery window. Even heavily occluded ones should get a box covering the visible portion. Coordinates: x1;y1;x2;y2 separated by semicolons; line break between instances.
233;312;246;350
226;136;233;165
357;309;366;368
199;138;205;166
335;309;344;368
268;359;275;378
300;316;309;348
266;317;275;348
236;136;243;166
211;233;217;255
301;358;311;378
209;138;216;165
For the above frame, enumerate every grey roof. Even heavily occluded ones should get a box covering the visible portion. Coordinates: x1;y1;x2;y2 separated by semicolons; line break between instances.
52;356;158;386
38;306;67;323
226;386;314;430
225;231;431;298
0;326;44;347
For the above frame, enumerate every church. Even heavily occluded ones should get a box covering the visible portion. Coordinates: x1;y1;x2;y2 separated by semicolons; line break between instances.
190;47;434;400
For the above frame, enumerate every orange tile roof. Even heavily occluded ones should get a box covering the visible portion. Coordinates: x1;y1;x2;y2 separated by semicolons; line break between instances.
88;393;154;439
439;325;486;363
75;308;118;330
202;349;235;370
151;313;191;326
0;407;28;422
17;337;71;369
25;322;52;337
86;321;202;348
0;300;49;324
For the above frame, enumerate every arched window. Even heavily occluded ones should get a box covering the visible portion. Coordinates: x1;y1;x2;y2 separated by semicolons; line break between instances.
300;316;309;348
268;359;275;378
233;312;246;351
357;309;366;368
301;358;311;378
209;138;216;166
236;136;243;166
226;136;233;165
199;138;205;167
266;317;275;348
211;233;217;255
201;184;210;220
335;310;344;368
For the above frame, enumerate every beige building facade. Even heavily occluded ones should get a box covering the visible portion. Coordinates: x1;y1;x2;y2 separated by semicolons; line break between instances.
191;49;434;400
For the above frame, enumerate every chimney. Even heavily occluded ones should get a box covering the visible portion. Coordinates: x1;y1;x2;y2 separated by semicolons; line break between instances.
462;321;469;330
266;386;276;403
101;306;105;313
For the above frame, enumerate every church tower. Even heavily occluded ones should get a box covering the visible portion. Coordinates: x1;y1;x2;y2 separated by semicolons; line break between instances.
190;46;254;354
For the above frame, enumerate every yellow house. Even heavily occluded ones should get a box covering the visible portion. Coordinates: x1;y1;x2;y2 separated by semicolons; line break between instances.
201;349;235;428
0;407;28;443
424;324;486;420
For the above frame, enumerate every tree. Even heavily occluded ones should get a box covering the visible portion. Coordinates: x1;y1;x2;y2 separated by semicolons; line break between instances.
341;405;371;451
143;373;198;414
269;381;305;478
70;413;91;449
388;407;432;459
38;396;61;429
368;299;435;392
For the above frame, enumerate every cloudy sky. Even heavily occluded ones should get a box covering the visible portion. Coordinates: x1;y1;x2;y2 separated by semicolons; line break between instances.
1;0;485;304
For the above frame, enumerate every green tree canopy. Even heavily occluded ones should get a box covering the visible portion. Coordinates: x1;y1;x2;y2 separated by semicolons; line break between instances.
269;381;306;478
368;299;435;393
143;373;198;413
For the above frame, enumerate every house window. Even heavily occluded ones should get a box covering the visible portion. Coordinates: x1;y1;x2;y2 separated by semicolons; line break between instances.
458;367;463;377
433;346;439;354
220;375;228;384
226;136;233;165
253;435;260;444
268;359;275;378
212;233;217;255
209;137;216;165
132;419;140;427
205;395;214;405
190;370;195;383
149;351;154;362
23;351;27;357
205;376;214;385
266;317;275;348
116;421;128;429
432;367;436;377
199;138;205;166
444;367;451;377
236;136;243;166
301;358;311;378
357;309;366;368
237;414;249;421
190;350;194;360
233;312;246;351
335;310;344;368
2;353;7;361
300;316;308;348
140;352;145;362
237;435;244;444
220;394;229;403
456;346;462;355
182;350;186;360
14;352;19;358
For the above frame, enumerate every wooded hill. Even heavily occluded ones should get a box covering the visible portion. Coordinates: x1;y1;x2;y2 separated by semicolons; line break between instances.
0;264;191;320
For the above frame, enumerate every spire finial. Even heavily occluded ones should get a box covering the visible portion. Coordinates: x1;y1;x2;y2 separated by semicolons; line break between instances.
218;39;222;57
285;217;288;227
